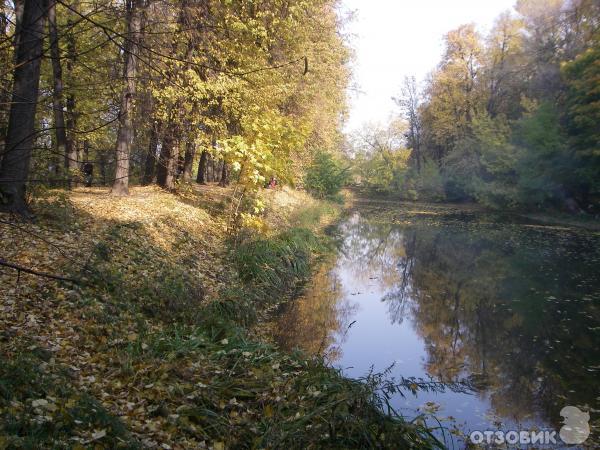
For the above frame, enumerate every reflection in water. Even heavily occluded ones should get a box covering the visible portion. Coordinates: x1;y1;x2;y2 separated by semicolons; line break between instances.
273;265;357;362
276;210;600;440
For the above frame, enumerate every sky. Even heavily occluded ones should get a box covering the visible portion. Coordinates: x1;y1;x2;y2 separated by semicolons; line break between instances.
341;0;517;133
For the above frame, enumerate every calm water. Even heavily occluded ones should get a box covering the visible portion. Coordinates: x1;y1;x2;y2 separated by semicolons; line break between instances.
275;205;600;446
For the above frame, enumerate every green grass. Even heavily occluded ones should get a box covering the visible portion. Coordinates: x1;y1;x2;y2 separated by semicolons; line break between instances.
289;201;339;228
234;228;325;293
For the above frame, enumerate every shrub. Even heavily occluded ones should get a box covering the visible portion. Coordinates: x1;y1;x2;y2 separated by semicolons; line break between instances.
415;159;446;202
304;152;348;199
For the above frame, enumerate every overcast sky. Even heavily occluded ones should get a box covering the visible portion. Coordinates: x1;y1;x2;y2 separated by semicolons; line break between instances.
341;0;517;133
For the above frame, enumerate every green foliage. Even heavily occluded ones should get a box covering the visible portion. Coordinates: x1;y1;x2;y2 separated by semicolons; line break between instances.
413;160;447;202
234;227;325;299
562;44;600;202
304;152;348;199
513;102;573;207
359;149;412;195
289;202;338;228
444;114;519;207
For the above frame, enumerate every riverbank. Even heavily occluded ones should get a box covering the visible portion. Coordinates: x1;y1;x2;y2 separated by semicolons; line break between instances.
0;185;441;449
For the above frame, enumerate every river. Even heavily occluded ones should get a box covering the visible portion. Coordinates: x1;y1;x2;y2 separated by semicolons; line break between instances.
275;202;600;447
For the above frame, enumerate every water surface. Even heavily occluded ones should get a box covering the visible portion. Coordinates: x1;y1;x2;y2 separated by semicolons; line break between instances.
275;204;600;445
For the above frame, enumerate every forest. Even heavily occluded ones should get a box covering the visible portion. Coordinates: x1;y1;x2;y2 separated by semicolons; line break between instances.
352;0;599;213
0;0;349;216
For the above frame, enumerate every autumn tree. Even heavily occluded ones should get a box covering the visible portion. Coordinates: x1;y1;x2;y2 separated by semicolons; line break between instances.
395;76;423;171
0;0;47;215
378;0;600;210
421;24;484;163
47;0;69;185
0;0;350;213
112;0;146;196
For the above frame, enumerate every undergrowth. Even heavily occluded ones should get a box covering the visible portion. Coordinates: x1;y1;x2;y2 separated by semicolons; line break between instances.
0;353;139;449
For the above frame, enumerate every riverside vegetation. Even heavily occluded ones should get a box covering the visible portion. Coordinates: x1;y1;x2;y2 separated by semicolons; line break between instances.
351;0;599;215
0;185;446;449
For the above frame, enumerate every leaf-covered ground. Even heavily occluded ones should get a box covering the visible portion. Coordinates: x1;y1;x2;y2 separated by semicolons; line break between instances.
1;186;439;449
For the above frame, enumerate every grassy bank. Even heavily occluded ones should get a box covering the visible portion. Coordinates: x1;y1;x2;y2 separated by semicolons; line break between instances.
0;185;441;449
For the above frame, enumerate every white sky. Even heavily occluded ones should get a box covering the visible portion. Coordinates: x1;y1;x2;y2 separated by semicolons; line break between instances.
341;0;516;133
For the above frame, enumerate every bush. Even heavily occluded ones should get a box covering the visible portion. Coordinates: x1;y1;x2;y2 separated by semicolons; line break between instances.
441;113;521;207
514;102;573;208
355;148;412;196
304;152;348;199
414;159;446;202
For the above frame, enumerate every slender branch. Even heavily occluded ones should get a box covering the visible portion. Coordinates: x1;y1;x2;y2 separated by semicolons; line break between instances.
0;257;79;283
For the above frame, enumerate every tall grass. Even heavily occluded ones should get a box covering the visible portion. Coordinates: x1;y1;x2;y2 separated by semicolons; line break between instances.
116;324;445;449
233;227;326;299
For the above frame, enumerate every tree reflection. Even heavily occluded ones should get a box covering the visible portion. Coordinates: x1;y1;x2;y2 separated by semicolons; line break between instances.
377;218;600;429
273;264;357;361
274;210;600;435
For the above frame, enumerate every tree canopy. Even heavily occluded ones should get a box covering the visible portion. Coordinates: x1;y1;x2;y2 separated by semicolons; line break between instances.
353;0;600;213
0;0;350;215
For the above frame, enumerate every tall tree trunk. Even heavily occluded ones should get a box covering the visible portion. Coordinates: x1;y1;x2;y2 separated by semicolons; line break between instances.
64;2;78;184
65;93;78;182
47;0;69;186
218;161;229;187
0;2;13;159
142;121;159;185
156;128;176;190
12;0;24;57
99;152;107;185
0;0;47;216
111;0;144;196
196;150;208;184
209;156;215;182
181;141;195;181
